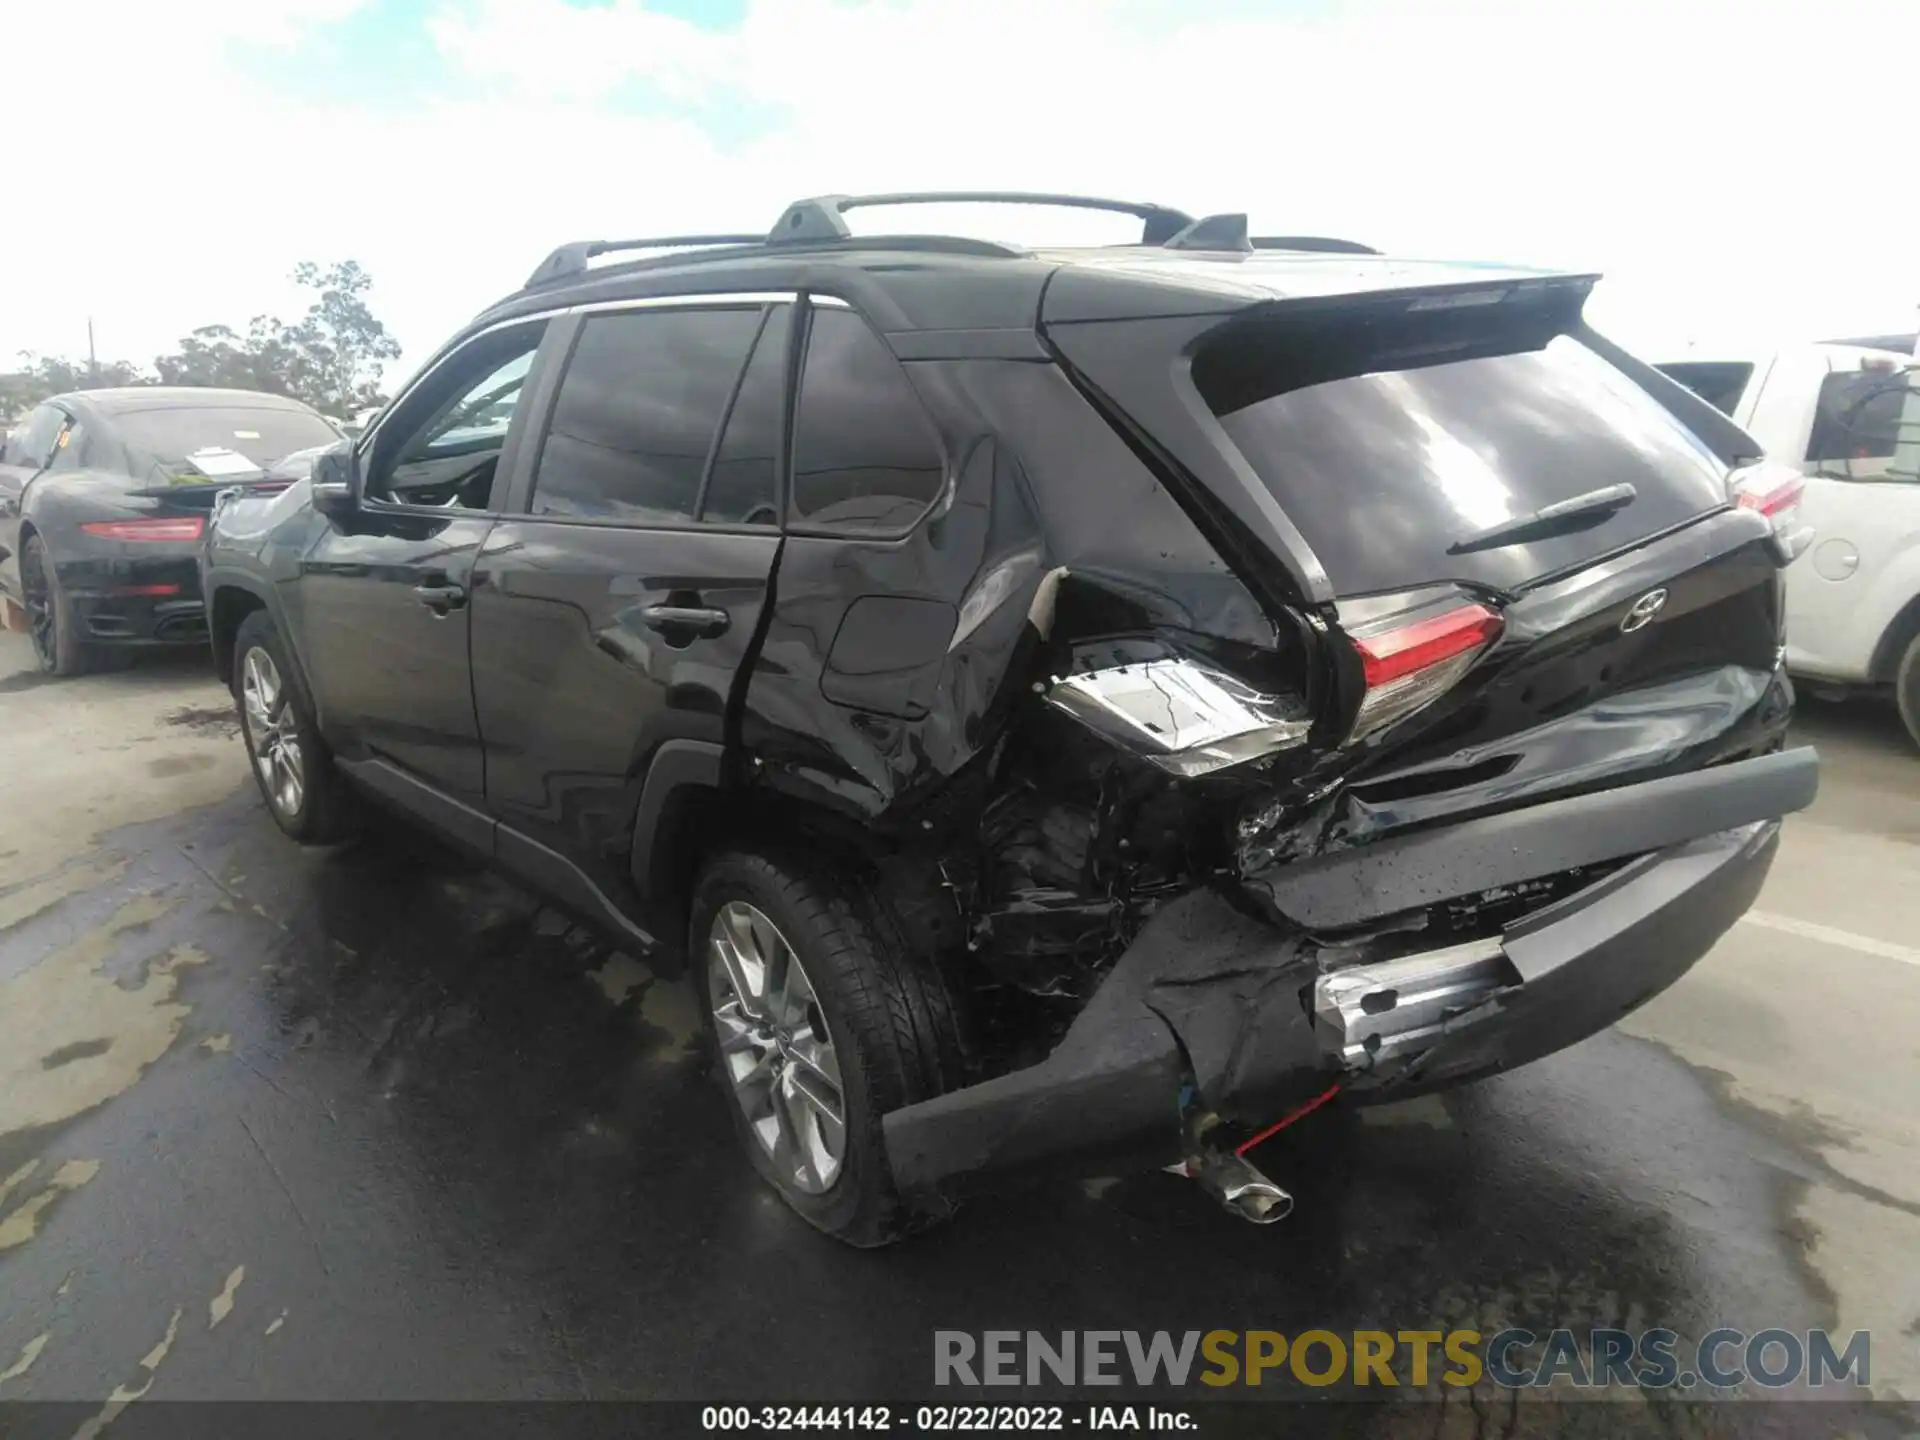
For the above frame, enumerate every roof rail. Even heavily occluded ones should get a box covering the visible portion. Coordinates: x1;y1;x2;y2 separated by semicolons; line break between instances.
516;204;1378;297
1251;235;1379;256
525;234;764;289
1164;213;1253;253
767;191;1197;247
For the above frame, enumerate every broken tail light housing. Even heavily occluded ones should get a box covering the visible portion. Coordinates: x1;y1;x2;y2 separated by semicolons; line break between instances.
1727;459;1812;564
80;516;205;543
1345;600;1502;743
1044;654;1312;778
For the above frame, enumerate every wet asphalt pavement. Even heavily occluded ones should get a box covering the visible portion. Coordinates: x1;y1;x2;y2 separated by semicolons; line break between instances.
1;629;1917;1430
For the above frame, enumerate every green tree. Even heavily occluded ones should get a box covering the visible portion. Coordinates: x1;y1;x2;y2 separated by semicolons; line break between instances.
152;320;297;396
1;352;148;416
149;259;401;417
285;260;402;416
6;261;400;422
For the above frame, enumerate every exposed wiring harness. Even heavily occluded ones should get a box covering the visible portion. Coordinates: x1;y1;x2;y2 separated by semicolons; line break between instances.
1234;1081;1343;1157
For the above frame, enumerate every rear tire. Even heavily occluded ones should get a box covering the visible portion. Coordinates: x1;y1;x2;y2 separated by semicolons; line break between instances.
1897;631;1920;753
232;610;358;844
689;849;965;1247
21;534;113;677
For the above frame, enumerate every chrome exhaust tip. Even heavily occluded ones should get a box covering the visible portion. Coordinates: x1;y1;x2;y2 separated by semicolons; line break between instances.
1189;1149;1294;1224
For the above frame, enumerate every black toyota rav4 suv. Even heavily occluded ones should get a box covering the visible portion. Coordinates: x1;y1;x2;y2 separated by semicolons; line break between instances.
204;192;1818;1245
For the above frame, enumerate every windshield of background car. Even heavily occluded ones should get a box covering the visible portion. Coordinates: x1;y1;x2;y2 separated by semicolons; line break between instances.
117;406;342;480
1201;331;1732;596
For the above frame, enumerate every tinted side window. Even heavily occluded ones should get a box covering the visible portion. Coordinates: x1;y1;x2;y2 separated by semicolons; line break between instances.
10;405;67;469
699;307;790;526
531;308;760;524
49;418;87;471
790;309;945;533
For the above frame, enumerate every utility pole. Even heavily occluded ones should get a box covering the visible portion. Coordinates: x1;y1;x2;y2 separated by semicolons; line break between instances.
87;317;98;386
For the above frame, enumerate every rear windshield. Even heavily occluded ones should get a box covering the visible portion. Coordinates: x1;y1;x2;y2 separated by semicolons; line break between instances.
1203;334;1732;596
117;405;341;478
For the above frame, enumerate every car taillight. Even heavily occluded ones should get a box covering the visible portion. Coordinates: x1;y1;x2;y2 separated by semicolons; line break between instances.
1044;653;1312;777
1346;601;1503;743
80;517;205;542
1727;459;1812;563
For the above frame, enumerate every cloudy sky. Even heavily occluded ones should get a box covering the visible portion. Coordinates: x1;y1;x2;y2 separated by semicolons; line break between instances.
6;0;1916;384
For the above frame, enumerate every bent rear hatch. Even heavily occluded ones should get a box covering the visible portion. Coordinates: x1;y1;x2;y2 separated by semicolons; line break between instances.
1041;259;1792;857
1195;318;1734;597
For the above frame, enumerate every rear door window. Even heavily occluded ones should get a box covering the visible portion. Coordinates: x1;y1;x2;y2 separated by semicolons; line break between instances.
531;307;761;524
789;308;945;534
49;417;87;471
7;405;68;471
1202;332;1733;596
1805;368;1920;479
699;306;790;527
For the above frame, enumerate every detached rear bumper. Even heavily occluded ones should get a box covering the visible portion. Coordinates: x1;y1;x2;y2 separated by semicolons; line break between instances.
883;749;1816;1197
1319;819;1780;1096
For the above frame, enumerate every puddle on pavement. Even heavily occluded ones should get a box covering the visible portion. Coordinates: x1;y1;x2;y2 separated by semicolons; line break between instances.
1631;1036;1920;1398
0;1158;101;1249
0;893;199;1136
0;1332;49;1387
73;1303;183;1440
0;858;129;932
160;704;243;739
589;953;647;1004
208;1264;246;1329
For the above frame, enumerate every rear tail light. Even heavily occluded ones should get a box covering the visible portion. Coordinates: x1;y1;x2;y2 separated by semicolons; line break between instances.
1346;601;1503;743
1044;654;1312;777
1727;459;1812;563
80;517;205;543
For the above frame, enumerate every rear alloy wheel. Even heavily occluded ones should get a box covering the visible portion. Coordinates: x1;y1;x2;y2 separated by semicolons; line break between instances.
1897;630;1920;753
20;534;105;677
690;850;967;1246
231;609;358;844
707;901;848;1194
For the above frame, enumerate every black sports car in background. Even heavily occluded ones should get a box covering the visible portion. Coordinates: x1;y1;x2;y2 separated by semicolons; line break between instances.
0;387;340;675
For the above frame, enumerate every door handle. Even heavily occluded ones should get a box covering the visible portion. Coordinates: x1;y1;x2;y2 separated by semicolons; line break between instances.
640;604;729;638
414;582;467;614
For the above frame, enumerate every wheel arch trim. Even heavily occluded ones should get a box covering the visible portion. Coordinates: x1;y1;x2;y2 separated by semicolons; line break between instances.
629;739;727;940
205;568;313;700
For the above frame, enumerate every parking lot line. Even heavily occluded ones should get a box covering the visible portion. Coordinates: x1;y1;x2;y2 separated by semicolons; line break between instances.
1740;910;1920;970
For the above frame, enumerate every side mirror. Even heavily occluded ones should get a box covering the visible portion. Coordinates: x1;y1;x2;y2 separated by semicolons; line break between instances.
311;441;361;520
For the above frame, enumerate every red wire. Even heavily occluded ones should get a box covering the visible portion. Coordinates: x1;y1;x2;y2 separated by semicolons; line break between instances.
1234;1082;1343;1156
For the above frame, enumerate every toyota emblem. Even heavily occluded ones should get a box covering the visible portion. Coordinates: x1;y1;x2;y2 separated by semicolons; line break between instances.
1620;588;1669;633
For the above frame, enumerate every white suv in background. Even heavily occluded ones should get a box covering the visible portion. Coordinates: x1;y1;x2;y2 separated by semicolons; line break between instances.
1660;343;1920;748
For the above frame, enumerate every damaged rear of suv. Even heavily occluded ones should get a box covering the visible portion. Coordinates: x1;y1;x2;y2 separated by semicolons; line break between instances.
203;193;1817;1246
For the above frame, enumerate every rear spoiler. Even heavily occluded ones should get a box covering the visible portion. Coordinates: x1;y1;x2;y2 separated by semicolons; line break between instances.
130;479;292;506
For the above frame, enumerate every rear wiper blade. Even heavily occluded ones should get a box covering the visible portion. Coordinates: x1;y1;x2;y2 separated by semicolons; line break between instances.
1447;483;1637;556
